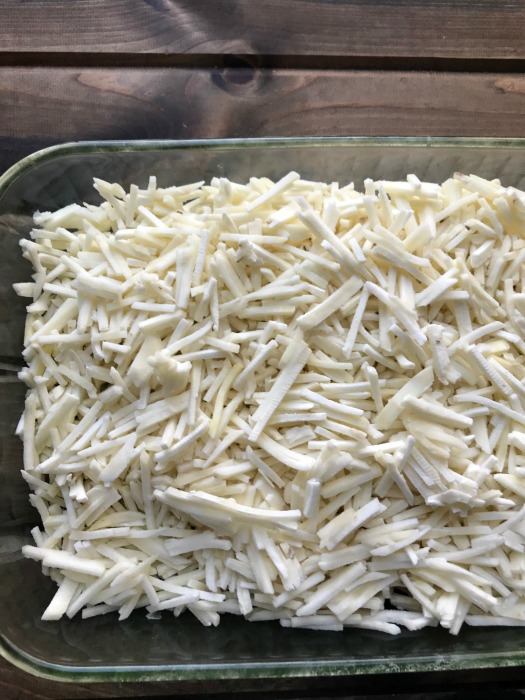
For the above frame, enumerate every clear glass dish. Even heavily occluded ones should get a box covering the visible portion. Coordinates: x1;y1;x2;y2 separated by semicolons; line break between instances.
2;137;525;683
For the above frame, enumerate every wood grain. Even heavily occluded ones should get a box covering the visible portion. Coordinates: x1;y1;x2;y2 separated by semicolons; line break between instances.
2;67;525;172
1;0;525;62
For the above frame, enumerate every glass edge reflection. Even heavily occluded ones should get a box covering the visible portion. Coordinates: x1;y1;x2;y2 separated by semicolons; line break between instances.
2;637;525;684
3;137;525;202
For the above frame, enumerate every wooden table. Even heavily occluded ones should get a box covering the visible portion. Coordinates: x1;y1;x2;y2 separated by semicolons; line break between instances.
2;1;525;697
3;0;525;175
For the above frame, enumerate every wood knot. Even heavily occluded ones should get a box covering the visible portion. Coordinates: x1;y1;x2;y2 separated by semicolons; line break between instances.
212;55;267;95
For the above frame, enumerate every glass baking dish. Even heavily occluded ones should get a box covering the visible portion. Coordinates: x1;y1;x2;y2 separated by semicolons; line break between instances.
2;137;525;683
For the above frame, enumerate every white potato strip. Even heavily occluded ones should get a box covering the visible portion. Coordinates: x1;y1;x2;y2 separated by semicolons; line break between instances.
16;170;525;635
233;340;278;390
402;396;473;430
154;416;210;468
41;578;79;621
34;391;80;447
245;171;300;212
154;487;302;531
318;499;387;551
23;545;108;577
374;367;434;430
98;434;138;483
297;278;363;330
248;336;311;441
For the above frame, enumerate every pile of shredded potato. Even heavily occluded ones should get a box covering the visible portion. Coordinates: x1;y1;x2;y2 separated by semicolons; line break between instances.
14;171;525;634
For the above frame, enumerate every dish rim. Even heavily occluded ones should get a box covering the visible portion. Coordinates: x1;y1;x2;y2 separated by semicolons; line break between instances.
3;136;525;682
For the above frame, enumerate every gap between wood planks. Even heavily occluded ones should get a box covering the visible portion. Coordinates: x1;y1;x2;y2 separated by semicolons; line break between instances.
2;52;525;73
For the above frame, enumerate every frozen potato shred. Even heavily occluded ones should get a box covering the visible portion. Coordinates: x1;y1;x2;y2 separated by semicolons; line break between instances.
14;171;525;633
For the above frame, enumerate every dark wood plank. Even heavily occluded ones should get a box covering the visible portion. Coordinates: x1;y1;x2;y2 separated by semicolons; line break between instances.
1;0;525;62
2;67;525;173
